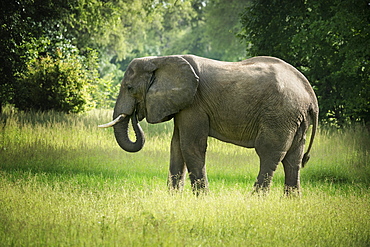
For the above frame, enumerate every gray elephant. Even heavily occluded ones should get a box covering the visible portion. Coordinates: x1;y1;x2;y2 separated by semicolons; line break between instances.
99;55;318;195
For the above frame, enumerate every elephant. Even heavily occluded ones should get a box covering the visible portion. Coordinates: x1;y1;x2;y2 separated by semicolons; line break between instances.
99;55;318;195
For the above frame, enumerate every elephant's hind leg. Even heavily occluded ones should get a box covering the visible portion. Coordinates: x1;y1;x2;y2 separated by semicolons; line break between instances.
253;150;286;194
282;122;308;196
253;130;293;194
282;152;302;196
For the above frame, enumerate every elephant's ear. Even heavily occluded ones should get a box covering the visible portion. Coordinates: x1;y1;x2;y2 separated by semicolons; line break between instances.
145;56;199;123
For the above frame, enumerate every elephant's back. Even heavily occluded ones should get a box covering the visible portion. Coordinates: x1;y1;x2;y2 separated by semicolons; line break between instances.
242;56;316;104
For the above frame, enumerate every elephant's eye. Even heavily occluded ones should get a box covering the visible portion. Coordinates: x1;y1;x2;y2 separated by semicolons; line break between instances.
127;85;133;91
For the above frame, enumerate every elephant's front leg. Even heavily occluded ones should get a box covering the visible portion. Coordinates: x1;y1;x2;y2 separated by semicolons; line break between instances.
175;110;209;195
184;145;209;195
168;127;186;192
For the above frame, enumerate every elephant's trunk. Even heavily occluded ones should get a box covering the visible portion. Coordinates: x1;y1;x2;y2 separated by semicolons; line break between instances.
113;112;145;152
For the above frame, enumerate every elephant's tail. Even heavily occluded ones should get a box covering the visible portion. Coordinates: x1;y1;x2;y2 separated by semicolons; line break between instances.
302;107;318;168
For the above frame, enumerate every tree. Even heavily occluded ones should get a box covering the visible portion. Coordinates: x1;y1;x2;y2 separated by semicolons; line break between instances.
0;0;129;112
239;0;370;126
13;45;98;113
0;0;93;112
0;0;74;112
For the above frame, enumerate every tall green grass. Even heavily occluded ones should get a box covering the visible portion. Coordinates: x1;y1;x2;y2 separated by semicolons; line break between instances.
1;107;369;246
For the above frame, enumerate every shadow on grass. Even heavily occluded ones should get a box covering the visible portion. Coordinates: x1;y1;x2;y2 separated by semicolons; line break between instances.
0;144;169;190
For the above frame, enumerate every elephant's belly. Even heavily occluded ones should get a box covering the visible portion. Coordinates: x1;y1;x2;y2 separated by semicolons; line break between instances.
208;128;255;148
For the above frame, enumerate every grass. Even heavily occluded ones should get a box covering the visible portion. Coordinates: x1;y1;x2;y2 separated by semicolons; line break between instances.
0;107;369;246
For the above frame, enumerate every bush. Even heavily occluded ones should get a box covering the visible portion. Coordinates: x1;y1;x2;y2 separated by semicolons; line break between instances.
14;48;95;113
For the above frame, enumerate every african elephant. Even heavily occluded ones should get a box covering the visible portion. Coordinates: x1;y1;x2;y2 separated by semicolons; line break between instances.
99;55;318;195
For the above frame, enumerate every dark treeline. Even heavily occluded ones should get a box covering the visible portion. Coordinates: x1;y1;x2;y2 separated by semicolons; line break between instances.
1;0;369;126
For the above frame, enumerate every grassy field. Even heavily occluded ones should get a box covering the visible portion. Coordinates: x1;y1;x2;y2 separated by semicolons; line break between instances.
1;107;369;246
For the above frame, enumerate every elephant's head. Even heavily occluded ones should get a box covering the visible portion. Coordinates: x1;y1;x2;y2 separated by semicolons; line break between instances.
98;55;199;152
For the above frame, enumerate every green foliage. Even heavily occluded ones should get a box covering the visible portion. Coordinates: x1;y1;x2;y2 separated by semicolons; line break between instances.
14;47;95;113
0;0;83;111
239;0;370;126
0;0;124;112
0;109;369;246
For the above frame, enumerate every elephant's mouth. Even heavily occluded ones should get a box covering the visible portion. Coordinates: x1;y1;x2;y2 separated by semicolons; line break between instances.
136;104;146;122
160;114;175;123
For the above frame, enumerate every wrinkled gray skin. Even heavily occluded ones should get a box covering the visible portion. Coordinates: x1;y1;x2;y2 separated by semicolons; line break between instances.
102;55;318;195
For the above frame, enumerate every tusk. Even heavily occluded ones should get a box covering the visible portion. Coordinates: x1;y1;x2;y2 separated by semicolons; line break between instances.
98;114;127;128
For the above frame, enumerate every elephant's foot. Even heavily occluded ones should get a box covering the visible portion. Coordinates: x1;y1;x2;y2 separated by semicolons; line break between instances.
252;182;271;196
253;173;273;195
191;178;209;196
284;185;301;197
167;174;185;193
